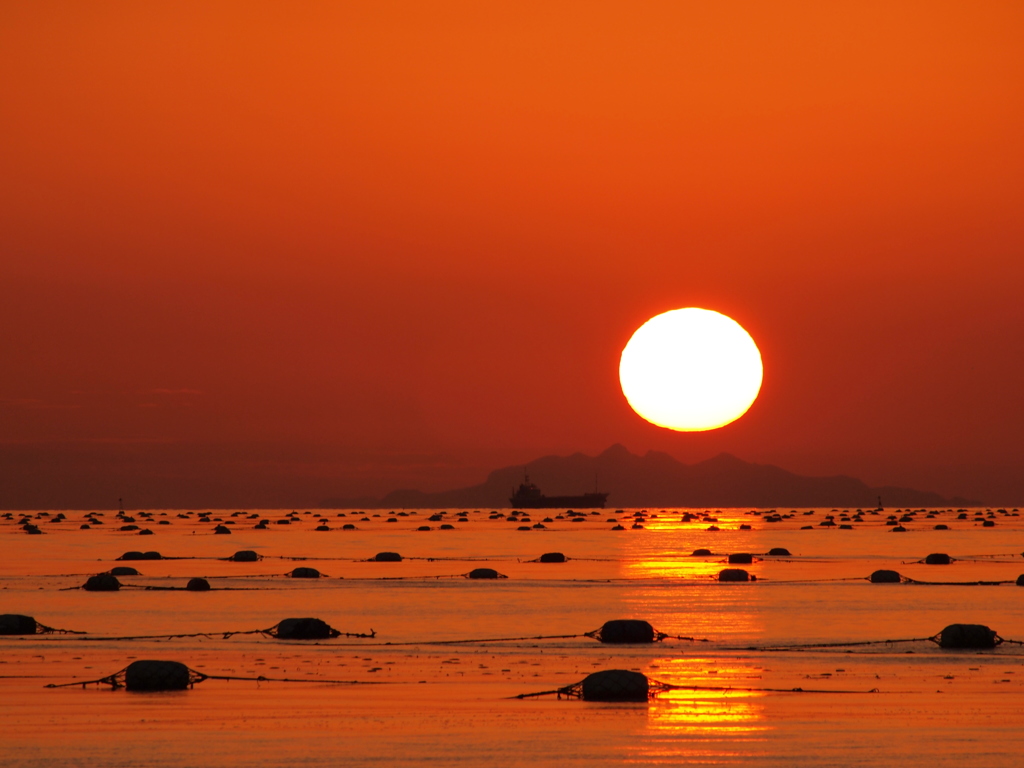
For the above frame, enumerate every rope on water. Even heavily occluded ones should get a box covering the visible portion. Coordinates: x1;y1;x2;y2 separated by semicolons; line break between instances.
749;577;867;584
50;621;376;642
199;674;394;685
354;621;712;647
34;622;87;635
376;633;585;646
903;579;1016;586
45;663;390;689
68;629;267;642
407;556;514;562
261;555;518;563
134;585;269;591
736;629;1021;652
59;582;292;591
737;636;937;651
584;621;711;644
512;674;880;700
45;664;207;690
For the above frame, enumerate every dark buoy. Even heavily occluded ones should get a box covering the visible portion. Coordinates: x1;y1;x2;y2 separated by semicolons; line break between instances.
1017;574;1024;586
186;577;211;591
118;551;145;561
141;551;162;560
213;525;231;534
718;568;752;582
869;569;902;583
691;549;712;556
592;619;657;644
372;552;403;562
728;553;753;564
925;553;952;565
767;548;791;557
288;567;322;578
84;574;121;591
0;614;39;635
580;670;649;702
273;617;340;640
124;660;192;691
937;624;998;649
539;552;567;563
467;568;502;579
109;566;140;576
230;550;259;562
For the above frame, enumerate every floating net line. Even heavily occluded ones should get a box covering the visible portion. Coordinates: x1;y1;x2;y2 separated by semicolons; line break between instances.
730;625;1020;652
583;620;709;644
45;663;210;690
98;551;1024;565
32;621;86;635
45;662;391;690
58;582;303;591
260;555;522;562
327;621;711;647
733;576;1022;586
901;578;1018;586
47;572;1024;591
0;615;87;635
513;675;880;700
132;585;269;591
44;619;375;643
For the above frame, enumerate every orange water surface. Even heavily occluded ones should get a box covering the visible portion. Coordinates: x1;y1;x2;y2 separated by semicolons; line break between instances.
3;506;1024;766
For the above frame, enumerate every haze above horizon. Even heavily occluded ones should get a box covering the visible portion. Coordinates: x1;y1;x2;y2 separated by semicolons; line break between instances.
2;2;1023;508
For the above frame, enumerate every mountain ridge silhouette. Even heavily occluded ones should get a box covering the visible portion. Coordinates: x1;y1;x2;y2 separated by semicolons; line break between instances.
321;444;977;509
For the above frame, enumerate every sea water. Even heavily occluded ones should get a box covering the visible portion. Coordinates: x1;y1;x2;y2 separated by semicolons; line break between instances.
3;507;1024;766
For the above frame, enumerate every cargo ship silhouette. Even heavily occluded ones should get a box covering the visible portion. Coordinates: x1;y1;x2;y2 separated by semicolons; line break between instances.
509;476;609;509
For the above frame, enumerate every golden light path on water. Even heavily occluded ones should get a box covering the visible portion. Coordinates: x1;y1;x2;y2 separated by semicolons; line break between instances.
617;516;767;762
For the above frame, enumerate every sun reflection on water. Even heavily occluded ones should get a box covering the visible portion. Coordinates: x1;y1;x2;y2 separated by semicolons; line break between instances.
646;658;767;735
630;658;769;765
622;556;724;581
616;528;765;642
650;687;765;734
617;538;769;763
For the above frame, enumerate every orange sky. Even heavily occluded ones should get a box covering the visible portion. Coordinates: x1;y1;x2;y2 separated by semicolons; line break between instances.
2;1;1023;507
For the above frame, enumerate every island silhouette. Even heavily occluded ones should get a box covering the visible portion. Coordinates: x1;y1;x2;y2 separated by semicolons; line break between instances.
322;444;976;509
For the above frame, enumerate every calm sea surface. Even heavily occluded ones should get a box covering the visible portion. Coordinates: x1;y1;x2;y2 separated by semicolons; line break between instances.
3;506;1024;766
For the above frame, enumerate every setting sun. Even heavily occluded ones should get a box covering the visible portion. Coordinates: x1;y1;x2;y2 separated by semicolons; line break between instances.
619;308;763;431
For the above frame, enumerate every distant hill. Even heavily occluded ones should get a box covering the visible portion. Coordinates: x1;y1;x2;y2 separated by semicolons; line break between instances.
321;444;975;509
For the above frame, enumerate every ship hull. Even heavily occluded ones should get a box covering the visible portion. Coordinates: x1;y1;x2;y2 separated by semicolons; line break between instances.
509;492;608;509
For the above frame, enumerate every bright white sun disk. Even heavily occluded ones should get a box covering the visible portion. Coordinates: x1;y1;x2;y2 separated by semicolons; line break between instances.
619;308;763;431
